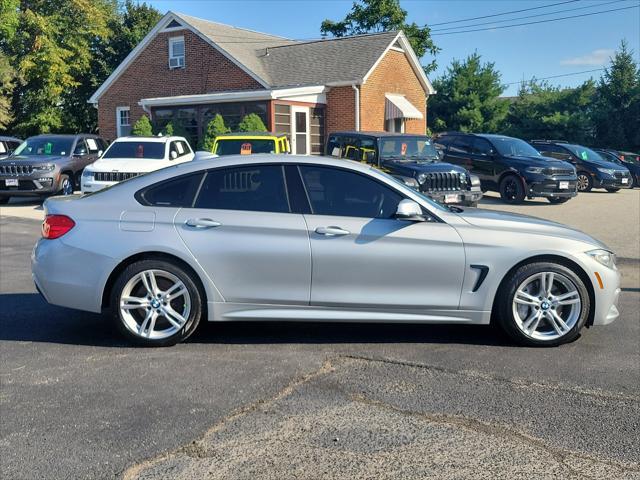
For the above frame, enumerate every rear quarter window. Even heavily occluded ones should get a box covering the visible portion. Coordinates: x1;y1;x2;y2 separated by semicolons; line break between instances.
137;173;204;207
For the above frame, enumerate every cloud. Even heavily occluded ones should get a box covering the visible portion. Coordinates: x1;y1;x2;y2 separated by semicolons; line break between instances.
560;49;615;66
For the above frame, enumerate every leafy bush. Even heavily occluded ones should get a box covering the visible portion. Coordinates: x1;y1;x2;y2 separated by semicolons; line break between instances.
202;114;230;151
237;113;267;132
131;115;153;136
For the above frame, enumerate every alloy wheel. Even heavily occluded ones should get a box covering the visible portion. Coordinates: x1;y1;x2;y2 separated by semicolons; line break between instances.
577;174;590;192
119;269;191;340
512;271;581;341
61;177;74;195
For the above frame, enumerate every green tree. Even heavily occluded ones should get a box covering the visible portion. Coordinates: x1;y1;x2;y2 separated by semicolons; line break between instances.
503;80;596;144
237;113;267;132
0;0;21;131
321;0;439;73
592;40;640;151
131;115;153;136
202;114;230;151
428;53;508;133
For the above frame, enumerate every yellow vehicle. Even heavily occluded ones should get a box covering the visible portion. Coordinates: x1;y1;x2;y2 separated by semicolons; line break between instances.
212;132;290;156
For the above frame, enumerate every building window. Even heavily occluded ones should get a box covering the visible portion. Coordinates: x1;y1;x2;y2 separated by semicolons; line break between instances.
385;118;404;133
116;107;131;137
169;36;185;69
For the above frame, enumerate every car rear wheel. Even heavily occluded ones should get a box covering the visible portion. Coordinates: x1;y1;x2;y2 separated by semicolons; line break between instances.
110;259;203;346
496;262;590;347
499;175;525;204
547;197;570;204
605;188;619;193
576;172;592;192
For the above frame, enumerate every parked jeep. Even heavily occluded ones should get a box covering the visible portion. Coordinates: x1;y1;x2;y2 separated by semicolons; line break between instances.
0;136;21;160
0;134;107;204
530;140;632;192
213;132;290;156
434;132;578;204
326;132;483;207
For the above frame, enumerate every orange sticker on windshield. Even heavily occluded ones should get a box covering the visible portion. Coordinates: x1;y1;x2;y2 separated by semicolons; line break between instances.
240;143;252;155
401;143;407;155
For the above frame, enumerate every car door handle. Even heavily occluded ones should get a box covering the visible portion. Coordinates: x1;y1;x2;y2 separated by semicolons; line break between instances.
185;218;221;229
315;226;350;236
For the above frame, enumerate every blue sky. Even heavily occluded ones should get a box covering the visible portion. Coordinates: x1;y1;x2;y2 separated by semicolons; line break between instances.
147;0;640;95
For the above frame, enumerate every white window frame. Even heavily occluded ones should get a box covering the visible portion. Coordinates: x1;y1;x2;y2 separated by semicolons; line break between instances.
116;106;131;137
168;36;185;69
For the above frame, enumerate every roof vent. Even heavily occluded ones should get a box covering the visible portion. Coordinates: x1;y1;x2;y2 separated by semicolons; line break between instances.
165;19;182;29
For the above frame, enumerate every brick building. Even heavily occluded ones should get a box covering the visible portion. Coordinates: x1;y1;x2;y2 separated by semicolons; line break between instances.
90;12;435;153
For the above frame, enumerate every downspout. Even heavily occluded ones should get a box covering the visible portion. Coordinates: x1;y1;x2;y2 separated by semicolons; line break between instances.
352;84;360;131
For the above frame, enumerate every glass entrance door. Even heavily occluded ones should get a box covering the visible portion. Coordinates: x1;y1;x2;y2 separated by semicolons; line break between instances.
291;106;309;155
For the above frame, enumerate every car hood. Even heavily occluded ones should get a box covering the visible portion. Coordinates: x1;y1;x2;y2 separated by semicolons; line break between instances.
0;155;66;165
583;158;628;170
455;208;608;249
385;160;467;174
504;155;573;169
88;158;172;173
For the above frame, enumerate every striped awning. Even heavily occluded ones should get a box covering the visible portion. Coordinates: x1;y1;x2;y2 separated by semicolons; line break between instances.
385;93;424;120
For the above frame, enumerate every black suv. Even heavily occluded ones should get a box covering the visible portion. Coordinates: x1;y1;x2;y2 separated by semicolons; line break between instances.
594;149;639;188
0;136;21;160
530;141;632;192
434;132;578;204
0;134;108;204
325;132;483;206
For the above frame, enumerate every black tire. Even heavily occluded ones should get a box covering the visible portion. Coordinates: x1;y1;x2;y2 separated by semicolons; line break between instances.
576;172;592;192
495;262;590;347
547;197;570;204
110;259;203;347
0;196;9;204
58;174;74;196
605;188;619;193
499;175;526;204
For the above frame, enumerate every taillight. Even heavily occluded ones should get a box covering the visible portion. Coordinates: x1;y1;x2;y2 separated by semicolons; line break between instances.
42;215;75;239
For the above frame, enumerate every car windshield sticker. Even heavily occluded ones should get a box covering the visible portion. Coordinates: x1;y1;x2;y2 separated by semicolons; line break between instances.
86;139;98;151
44;143;52;155
401;143;407;156
176;142;184;154
136;144;144;158
581;151;588;160
240;143;252;155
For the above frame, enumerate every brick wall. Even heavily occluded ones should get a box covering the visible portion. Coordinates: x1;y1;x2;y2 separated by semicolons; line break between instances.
97;29;264;140
359;49;427;134
325;86;356;134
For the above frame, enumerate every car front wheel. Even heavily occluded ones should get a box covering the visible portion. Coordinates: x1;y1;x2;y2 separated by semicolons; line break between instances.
576;172;592;192
496;262;590;347
59;174;74;196
110;259;203;346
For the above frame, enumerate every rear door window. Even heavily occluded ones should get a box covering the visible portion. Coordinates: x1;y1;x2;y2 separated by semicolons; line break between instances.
449;136;473;154
195;165;290;213
472;138;494;156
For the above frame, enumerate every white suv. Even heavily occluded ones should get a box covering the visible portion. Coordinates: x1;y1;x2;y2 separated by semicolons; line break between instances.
81;136;194;193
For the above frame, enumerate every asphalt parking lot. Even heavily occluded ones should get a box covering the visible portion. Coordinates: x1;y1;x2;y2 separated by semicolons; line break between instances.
1;190;639;480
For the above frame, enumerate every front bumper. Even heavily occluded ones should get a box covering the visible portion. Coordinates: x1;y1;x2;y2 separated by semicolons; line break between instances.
583;256;621;326
0;175;60;196
524;174;578;198
593;174;633;189
422;188;483;205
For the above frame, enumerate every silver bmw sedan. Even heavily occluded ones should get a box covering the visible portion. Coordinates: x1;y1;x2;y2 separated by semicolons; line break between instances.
32;155;620;347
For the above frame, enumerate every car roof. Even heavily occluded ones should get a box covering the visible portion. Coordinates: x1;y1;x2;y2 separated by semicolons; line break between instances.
330;131;431;138
216;132;284;138
27;134;99;140
114;136;183;143
0;136;21;142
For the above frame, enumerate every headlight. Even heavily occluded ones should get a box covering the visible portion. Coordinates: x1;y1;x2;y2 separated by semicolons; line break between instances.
82;169;94;178
33;164;55;172
417;173;427;184
597;168;616;176
586;249;616;269
526;166;545;174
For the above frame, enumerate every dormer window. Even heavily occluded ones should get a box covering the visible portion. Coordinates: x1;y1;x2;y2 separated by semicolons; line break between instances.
169;36;185;69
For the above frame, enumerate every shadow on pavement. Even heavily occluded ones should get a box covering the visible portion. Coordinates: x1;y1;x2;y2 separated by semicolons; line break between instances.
0;293;513;348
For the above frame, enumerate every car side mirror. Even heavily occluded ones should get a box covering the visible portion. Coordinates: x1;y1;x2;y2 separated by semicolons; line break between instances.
170;151;178;160
395;199;425;221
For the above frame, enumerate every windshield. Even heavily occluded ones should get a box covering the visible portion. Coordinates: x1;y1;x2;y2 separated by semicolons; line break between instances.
103;141;166;160
491;137;542;157
215;139;276;155
565;145;606;162
13;137;73;157
379;137;439;162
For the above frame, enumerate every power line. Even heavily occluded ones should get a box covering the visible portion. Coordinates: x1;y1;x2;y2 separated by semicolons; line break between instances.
505;68;605;86
430;4;639;36
431;0;627;32
428;0;580;26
